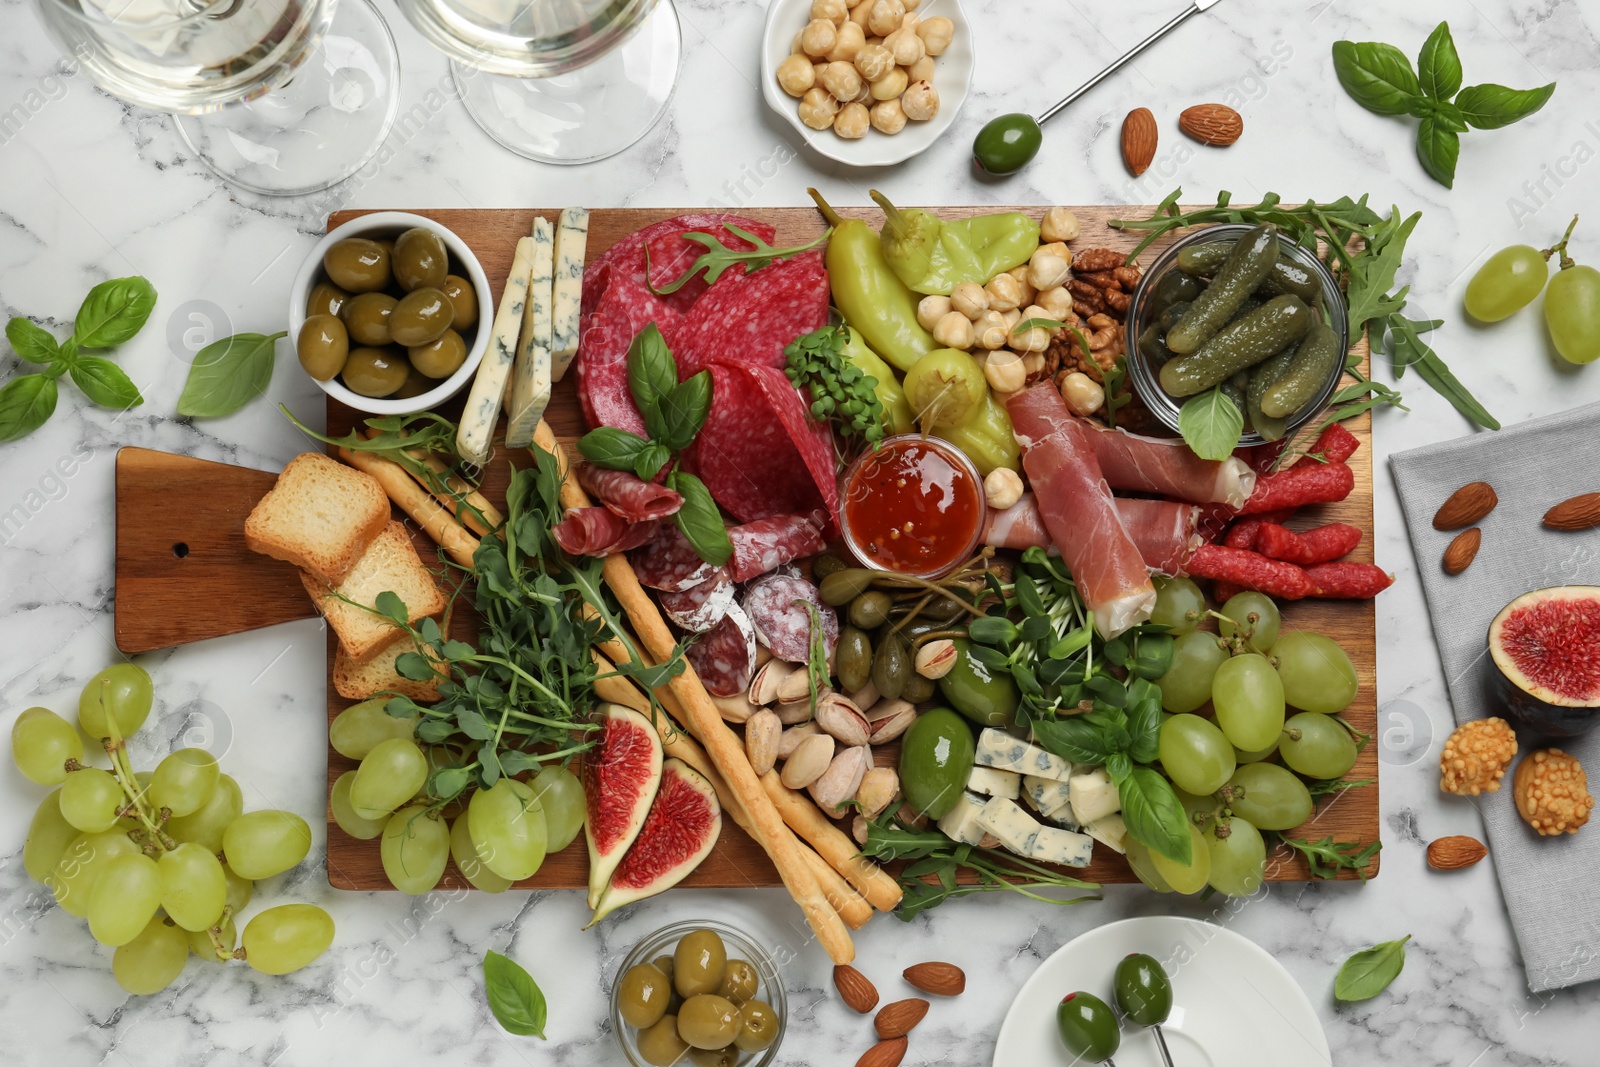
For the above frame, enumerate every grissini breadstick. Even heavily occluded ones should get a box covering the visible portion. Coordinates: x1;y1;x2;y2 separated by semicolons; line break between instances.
534;420;855;964
336;447;480;568
761;771;904;913
360;429;505;535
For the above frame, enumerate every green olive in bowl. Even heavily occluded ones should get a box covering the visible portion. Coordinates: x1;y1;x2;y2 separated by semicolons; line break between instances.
323;237;391;293
390;287;453;347
409;329;467;379
676;995;741;1050
342;292;397;346
342;346;410;398
440;274;478;330
392;364;435;399
392;227;449;292
306;280;350;319
297;314;349;381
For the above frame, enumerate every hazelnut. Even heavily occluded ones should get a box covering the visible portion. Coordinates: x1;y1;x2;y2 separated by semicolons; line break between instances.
1514;748;1595;835
853;42;894;82
776;53;816;98
801;17;838;57
916;14;954;56
869;97;907;134
932;310;974;350
900;79;939;120
916;294;952;332
1028;251;1072;291
826;19;866;62
1035;285;1074;321
1010;307;1051;353
974;310;1009;350
950;281;989;320
1439;716;1518;796
869;66;908;101
1007;264;1037;308
866;0;905;35
984;348;1026;392
1040;207;1081;243
833;100;871;139
984;272;1025;312
798;86;840;130
820;60;864;102
914;639;958;679
984;467;1024;510
1059;371;1104;416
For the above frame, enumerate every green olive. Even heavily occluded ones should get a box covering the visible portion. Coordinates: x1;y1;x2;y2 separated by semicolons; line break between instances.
636;1014;690;1066
323;237;391;293
1113;952;1173;1027
409;329;467;379
718;958;758;1004
819;568;878;607
389;287;453;347
735;999;780;1052
393;365;434;399
342;291;397;346
618;962;673;1029
392;227;449;292
341;346;410;398
872;630;912;701
672;929;727;998
923;595;967;623
936;638;1019;727
687;1048;738;1067
297;314;349;381
898;707;976;820
440;274;478;330
675;994;742;1050
812;554;849;581
1056;991;1120;1063
836;626;874;694
652;955;675;984
849;590;894;629
973;112;1043;175
901;671;935;704
306;280;350;318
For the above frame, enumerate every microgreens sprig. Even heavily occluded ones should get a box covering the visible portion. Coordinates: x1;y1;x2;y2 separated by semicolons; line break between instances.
784;324;886;454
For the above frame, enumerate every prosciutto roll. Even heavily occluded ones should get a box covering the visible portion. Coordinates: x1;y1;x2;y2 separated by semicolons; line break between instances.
578;464;684;522
1006;385;1156;638
985;494;1202;577
552;508;658;557
1079;420;1256;507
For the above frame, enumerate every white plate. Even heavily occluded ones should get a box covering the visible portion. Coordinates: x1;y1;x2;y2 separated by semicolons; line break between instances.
759;0;972;168
994;916;1331;1067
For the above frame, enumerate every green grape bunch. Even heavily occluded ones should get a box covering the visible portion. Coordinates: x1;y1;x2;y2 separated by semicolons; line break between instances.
784;324;887;453
12;664;333;995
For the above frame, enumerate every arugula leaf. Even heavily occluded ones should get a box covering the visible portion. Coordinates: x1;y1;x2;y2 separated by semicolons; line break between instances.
1454;82;1556;129
1343;208;1419;333
578;426;650;470
1416;114;1460;188
1416;21;1462;101
74;276;157;349
483;950;548;1038
176;331;286;418
667;470;731;566
1100;355;1131;429
1177;386;1244;460
1331;40;1420;115
6;318;61;365
1119;767;1192;865
1383;315;1499;429
0;375;59;442
69;357;143;409
1282;835;1383;881
646;224;832;295
1335;935;1409;1002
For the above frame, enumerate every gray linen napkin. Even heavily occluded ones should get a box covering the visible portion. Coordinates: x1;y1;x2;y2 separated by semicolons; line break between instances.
1392;402;1600;993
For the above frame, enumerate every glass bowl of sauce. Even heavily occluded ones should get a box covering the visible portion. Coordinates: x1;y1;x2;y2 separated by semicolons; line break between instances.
838;435;987;580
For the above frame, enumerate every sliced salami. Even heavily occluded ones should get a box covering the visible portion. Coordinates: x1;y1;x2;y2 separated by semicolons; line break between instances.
552;509;658;557
741;573;838;664
575;247;685;435
728;512;828;583
579;464;683;522
673;251;831;377
685;602;757;697
630;523;717;592
583;214;776;321
657;566;734;633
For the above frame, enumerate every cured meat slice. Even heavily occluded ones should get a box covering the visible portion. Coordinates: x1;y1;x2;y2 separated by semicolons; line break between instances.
1239;460;1354;514
741;573;838;664
578;464;684;522
673;251;831;377
1007;385;1155;638
552;509;657;556
685;603;757;697
1080;420;1256;507
575;245;685;436
1254;522;1362;565
582;214;776;320
728;512;828;583
658;567;735;633
1184;545;1314;600
630;524;717;592
983;494;1200;576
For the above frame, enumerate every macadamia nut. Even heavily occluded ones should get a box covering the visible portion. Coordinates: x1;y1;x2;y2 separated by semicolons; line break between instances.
901;79;939;120
869;66;908;100
820;60;863;101
852;42;894;81
826;19;866;62
885;24;926;66
866;0;905;35
812;0;848;24
798;86;840;129
905;55;935;83
916;15;954;56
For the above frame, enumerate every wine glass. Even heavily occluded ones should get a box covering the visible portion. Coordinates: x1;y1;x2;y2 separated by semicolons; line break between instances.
391;0;682;164
31;0;401;196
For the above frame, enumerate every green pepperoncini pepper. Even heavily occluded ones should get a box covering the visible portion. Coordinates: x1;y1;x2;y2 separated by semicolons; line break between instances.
840;327;915;436
932;391;1020;476
810;188;935;374
870;190;1041;296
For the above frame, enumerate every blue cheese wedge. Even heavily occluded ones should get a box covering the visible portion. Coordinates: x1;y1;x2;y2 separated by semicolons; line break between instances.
966;766;1022;800
1021;774;1073;816
974;728;1073;781
1084;812;1128;854
505;216;555;448
457;235;537;466
549;207;588;381
976;796;1044;856
1026;825;1095;868
936;792;987;846
1068;767;1121;825
1040;801;1082;832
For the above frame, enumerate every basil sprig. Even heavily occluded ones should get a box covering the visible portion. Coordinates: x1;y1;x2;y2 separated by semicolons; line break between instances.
1334;935;1410;1002
1;276;153;442
1333;22;1554;188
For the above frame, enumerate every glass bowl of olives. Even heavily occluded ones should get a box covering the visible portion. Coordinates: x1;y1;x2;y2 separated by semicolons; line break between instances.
610;920;786;1067
289;211;493;415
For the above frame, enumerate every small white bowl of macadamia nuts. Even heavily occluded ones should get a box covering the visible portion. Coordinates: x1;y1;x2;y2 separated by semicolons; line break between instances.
761;0;972;167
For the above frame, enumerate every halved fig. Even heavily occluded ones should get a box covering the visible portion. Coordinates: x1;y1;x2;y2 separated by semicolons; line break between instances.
582;704;663;908
588;758;722;926
1489;586;1600;738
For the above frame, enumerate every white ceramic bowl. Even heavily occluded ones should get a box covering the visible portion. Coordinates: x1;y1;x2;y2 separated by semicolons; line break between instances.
288;211;493;416
760;0;972;168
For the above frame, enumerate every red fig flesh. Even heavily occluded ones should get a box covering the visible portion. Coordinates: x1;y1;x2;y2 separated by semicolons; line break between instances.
589;758;722;925
582;704;663;908
1489;586;1600;737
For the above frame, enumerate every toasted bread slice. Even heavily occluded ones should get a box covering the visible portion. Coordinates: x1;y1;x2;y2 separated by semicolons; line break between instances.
302;521;448;660
333;632;443;702
246;452;390;585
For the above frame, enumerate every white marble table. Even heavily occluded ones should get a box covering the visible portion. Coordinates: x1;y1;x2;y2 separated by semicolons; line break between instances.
2;0;1597;1063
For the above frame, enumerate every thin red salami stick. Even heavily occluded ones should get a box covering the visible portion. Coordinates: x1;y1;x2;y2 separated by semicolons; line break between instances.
1296;422;1360;467
1304;561;1394;598
1185;545;1314;600
1210;581;1245;602
1222;508;1296;549
1239;461;1354;514
1255;522;1363;565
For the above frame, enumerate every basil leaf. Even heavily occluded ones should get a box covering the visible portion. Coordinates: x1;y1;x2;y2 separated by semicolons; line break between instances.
69;357;143;409
626;323;677;416
1032;717;1115;764
667;471;731;566
1104;752;1132;781
1331;40;1421;116
1415;21;1462;101
483;950;548;1038
1454;82;1556;129
176;331;286;418
0;374;59;442
1126;694;1162;764
1334;935;1410;1002
633;442;671;482
1415;114;1460;189
1120;767;1192;866
6;319;61;365
73;276;156;349
1177;386;1244;461
1431;99;1468;133
656;370;713;452
578;426;650;470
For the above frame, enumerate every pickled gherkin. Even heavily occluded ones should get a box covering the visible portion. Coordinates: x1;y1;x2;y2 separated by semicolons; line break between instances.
1159;295;1313;397
1177;240;1321;301
1246;347;1297;442
1259;322;1340;419
1166;224;1281;355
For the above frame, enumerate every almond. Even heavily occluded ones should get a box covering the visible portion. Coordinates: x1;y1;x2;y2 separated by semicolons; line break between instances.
1433;481;1497;530
834;964;879;1014
1178;103;1243;146
1120;107;1157;176
1544;492;1600;531
1442;528;1481;575
903;961;966;996
857;1037;909;1067
1426;835;1488;870
874;998;929;1039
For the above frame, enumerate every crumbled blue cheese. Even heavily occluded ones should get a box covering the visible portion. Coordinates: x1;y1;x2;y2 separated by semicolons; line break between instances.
967;766;1022;800
549;207;588;381
1026;825;1095;868
974;728;1073;780
1067;767;1121;825
505;216;555;448
1084;812;1128;855
457;235;537;466
936;792;987;846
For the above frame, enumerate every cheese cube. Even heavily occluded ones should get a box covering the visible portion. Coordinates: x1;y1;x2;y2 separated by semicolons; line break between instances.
1026;825;1095;868
936;792;987;846
967;767;1022;800
457;235;537;466
1068;767;1121;825
1041;802;1082;832
549;207;588;381
1021;774;1073;816
505;215;555;448
976;796;1044;857
974;728;1073;780
1085;812;1128;854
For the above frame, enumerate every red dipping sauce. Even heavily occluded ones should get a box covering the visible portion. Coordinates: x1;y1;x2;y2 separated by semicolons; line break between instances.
839;435;987;579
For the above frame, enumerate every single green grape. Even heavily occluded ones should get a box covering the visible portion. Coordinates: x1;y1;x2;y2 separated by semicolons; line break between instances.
1150;577;1206;635
11;707;83;785
114;917;189;994
1156;631;1229;714
149;748;220;817
1123;837;1173;892
1150;822;1211;895
1546;263;1600;364
350;738;428;820
1271;631;1358;713
1464;244;1549;322
1233;741;1278;764
1205;816;1266;897
1158;714;1236;796
330;770;388;840
59;767;125;833
468;778;548;882
1176;786;1221;826
528;765;585;852
240;904;335;975
1223;763;1313;831
1280;712;1358;779
168;774;243;853
449;815;512;893
88;853;163;946
158;842;227;932
188;916;237;962
48;830;139;917
222;810;312;880
380;805;450;894
223;863;253;914
24;789;78;882
77;663;154;740
1211;653;1286;752
329;698;420;760
1218;591;1281;652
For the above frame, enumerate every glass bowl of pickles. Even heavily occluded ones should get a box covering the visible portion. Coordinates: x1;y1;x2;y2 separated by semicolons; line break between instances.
610;920;787;1067
288;211;493;415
